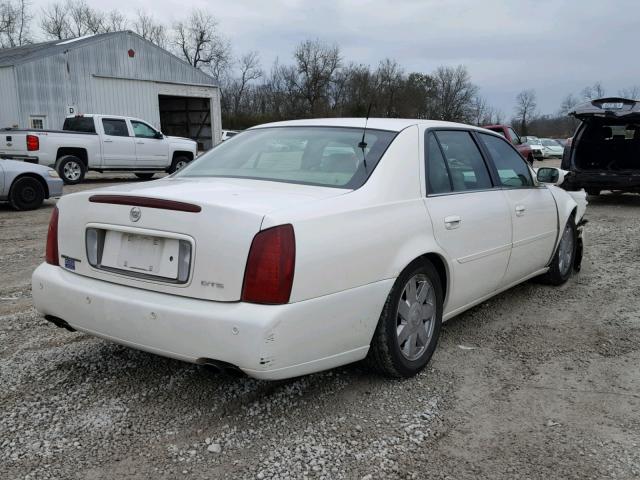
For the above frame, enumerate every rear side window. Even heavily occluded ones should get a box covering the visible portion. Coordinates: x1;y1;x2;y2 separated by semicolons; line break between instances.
433;131;492;191
63;117;96;133
102;119;129;137
426;133;452;194
479;133;533;187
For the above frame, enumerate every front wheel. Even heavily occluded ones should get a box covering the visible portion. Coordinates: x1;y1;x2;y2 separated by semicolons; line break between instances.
9;177;45;210
57;155;86;185
540;216;577;285
167;155;190;174
366;260;443;378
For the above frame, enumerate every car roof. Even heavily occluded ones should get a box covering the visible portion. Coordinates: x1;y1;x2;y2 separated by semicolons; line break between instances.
250;117;497;134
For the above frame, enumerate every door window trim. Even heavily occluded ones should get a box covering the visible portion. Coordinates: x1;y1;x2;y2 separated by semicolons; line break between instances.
424;127;499;197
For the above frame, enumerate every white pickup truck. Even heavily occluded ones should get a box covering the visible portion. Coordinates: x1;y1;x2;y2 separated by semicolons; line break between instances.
0;114;198;184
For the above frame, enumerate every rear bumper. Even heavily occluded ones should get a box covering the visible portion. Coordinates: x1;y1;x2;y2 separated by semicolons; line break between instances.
565;171;640;192
32;263;392;380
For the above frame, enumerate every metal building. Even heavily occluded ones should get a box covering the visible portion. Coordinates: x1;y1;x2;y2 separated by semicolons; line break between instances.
0;31;221;149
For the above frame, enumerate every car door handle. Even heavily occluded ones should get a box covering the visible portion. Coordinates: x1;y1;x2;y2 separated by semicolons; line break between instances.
515;205;526;216
104;139;113;143
444;215;461;229
136;141;145;144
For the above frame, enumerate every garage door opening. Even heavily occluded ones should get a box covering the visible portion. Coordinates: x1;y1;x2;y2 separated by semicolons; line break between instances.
159;95;213;151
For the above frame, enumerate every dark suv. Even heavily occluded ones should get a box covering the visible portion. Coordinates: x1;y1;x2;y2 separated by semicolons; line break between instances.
562;97;640;195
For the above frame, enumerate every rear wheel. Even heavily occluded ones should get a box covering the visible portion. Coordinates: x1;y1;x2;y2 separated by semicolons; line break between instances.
540;216;577;285
57;155;86;185
134;173;155;180
366;260;443;378
168;155;190;174
9;176;45;211
527;154;534;165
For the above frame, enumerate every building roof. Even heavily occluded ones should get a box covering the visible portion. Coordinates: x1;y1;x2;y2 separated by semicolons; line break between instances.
0;33;117;66
253;117;497;133
0;32;215;88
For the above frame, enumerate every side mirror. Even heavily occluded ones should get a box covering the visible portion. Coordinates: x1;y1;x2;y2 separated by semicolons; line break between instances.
154;131;164;139
536;167;566;185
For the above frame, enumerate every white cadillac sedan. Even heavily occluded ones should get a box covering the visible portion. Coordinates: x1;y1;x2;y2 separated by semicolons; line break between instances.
32;119;587;380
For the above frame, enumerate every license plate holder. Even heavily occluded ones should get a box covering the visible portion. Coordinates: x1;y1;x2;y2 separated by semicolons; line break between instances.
101;231;180;279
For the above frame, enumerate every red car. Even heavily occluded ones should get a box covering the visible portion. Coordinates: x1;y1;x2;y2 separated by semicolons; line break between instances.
483;125;534;164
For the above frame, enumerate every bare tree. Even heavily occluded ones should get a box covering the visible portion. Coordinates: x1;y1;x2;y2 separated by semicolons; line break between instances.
429;65;478;122
40;2;68;39
0;0;32;47
559;93;578;115
173;10;231;81
515;89;537;135
291;39;341;115
619;86;640;99
103;10;127;32
228;51;262;114
132;10;166;47
581;81;605;100
375;58;404;117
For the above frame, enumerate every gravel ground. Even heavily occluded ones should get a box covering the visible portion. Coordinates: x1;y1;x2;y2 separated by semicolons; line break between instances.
1;168;639;479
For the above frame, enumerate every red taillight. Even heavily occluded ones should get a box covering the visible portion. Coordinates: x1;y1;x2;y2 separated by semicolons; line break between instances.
45;207;59;265
26;134;39;151
241;224;295;305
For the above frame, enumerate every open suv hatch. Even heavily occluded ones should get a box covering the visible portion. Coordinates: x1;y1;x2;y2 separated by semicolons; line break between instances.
562;97;640;195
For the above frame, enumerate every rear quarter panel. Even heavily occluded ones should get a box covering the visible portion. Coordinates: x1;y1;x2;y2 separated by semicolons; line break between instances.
263;126;448;304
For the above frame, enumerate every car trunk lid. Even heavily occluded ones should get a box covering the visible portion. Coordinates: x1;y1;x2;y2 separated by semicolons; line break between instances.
56;177;348;301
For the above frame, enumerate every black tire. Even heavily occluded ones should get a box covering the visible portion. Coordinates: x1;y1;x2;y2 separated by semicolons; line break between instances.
57;155;86;185
527;154;534;165
134;173;155;180
9;176;45;211
366;259;443;378
540;216;577;286
585;188;600;196
167;155;190;174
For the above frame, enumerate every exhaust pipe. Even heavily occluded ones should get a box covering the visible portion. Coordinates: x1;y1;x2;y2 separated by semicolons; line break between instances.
44;315;76;332
197;358;244;377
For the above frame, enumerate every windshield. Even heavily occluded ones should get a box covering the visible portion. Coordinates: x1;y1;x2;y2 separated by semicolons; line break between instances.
176;126;397;188
525;137;542;145
541;139;561;147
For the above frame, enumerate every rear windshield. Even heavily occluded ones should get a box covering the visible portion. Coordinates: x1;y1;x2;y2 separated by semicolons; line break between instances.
63;117;96;133
176;126;397;188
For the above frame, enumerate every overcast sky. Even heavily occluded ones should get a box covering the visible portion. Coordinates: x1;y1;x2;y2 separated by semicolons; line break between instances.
31;0;640;117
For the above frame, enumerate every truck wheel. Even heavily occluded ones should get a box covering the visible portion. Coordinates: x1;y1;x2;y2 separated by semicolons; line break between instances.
57;156;86;185
168;155;190;174
9;176;45;211
527;153;534;165
134;173;155;180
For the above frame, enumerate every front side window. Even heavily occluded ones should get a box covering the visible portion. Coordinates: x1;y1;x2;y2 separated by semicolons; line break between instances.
507;127;521;145
102;119;129;137
131;121;158;138
433;131;492;191
479;133;533;187
176;126;396;189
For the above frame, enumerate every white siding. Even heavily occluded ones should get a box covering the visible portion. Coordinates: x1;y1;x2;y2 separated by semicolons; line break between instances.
0;66;20;128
